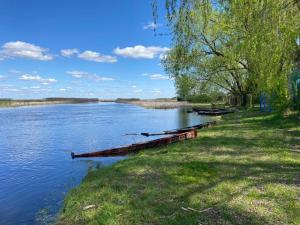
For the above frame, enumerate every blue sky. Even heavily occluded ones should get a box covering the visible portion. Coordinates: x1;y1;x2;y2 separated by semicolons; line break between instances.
0;0;175;99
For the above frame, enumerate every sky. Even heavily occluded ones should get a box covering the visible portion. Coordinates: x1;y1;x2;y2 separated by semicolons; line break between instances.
0;0;175;99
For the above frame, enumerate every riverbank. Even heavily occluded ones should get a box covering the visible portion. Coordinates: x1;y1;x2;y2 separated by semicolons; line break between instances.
114;99;224;109
57;109;300;225
123;100;190;109
0;98;99;108
0;98;217;109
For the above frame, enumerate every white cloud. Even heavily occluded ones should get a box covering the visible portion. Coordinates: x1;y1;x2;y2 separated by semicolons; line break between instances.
60;49;79;57
131;85;137;88
113;45;169;59
143;22;162;30
66;70;114;82
1;41;53;61
149;73;170;80
19;74;57;84
61;49;117;63
19;74;41;81
59;88;66;91
0;75;5;79
159;52;168;60
93;76;114;81
66;70;88;78
78;50;117;63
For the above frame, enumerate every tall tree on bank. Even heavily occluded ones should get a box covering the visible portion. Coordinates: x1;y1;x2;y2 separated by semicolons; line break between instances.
154;0;300;107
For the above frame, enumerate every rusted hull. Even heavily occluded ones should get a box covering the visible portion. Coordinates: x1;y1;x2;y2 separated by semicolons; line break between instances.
197;111;234;116
165;121;216;132
192;108;234;116
141;121;216;136
71;130;197;159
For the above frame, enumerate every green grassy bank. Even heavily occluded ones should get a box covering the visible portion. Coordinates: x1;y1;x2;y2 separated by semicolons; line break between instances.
57;110;300;225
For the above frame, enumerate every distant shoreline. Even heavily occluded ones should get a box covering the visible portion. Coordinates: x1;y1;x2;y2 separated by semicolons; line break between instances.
0;98;99;108
113;98;212;109
119;100;191;109
0;98;213;109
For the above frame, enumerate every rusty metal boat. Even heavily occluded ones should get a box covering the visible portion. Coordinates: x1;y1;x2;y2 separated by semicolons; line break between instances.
71;121;216;159
193;108;235;116
71;129;197;159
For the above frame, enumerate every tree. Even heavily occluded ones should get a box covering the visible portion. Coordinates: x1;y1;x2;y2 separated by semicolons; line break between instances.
154;0;300;108
174;75;196;100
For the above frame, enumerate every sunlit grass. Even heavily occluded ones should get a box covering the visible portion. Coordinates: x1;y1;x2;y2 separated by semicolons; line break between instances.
57;109;300;225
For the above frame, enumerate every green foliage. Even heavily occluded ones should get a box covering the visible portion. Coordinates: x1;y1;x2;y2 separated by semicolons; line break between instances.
186;94;212;103
156;0;300;108
174;75;196;100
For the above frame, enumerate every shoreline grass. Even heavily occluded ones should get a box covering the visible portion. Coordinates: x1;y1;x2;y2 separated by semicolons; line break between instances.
57;110;300;225
121;100;226;109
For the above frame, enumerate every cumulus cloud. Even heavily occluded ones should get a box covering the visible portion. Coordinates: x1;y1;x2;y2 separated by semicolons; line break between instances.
78;50;117;63
60;49;79;57
66;70;114;82
143;22;162;30
113;45;169;59
19;74;57;85
0;41;53;61
61;48;117;63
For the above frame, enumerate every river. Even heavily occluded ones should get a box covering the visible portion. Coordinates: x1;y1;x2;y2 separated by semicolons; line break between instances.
0;102;211;225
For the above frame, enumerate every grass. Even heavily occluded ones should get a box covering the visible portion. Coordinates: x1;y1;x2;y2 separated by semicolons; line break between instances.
57;109;300;225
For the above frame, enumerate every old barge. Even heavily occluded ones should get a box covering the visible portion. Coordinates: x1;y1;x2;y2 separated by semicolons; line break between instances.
192;108;235;116
71;121;215;159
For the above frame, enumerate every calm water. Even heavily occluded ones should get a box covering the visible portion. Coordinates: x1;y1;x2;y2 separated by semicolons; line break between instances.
0;103;210;225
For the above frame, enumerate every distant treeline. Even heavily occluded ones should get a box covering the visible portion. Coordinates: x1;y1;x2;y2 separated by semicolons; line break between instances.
115;98;140;103
0;98;99;103
114;98;177;103
44;98;99;103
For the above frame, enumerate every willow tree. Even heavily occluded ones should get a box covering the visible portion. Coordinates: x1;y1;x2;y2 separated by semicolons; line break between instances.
154;0;300;108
